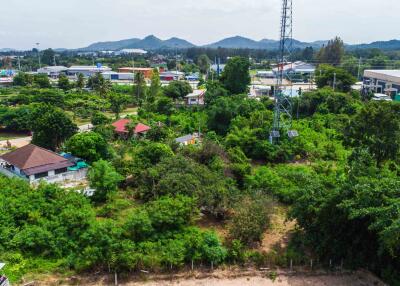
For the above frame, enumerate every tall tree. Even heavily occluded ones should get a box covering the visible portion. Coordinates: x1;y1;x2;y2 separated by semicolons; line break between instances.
317;37;345;66
149;68;161;102
65;132;110;162
345;101;400;164
88;160;123;203
76;73;85;90
31;105;78;150
315;64;356;92
41;48;56;66
133;72;147;106
58;74;71;91
164;81;193;101
220;57;250;94
108;92;130;119
197;54;211;75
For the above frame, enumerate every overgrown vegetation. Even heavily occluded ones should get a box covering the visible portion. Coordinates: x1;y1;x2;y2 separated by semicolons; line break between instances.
0;52;399;285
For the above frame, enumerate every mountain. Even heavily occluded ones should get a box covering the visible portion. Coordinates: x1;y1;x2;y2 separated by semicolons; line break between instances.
2;36;400;53
80;35;194;51
348;39;400;51
206;36;327;50
206;36;265;49
83;38;141;51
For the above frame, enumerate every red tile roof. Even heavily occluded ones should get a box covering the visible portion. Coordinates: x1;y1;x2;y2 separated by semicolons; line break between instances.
134;123;151;134
112;119;131;133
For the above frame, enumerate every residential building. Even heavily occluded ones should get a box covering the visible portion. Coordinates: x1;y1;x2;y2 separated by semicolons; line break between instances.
66;65;112;77
0;144;87;184
175;133;201;146
0;263;9;286
185;89;206;105
363;70;400;97
112;119;151;139
37;66;68;78
118;67;153;79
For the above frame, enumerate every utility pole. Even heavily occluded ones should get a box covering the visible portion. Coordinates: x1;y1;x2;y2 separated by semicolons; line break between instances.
357;57;362;81
53;55;57;66
333;72;337;91
17;56;21;71
36;43;41;69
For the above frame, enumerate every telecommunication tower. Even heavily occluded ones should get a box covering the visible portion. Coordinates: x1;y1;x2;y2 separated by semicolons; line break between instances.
270;0;298;143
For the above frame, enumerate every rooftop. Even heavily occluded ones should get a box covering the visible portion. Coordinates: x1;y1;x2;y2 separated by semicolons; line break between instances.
364;70;400;78
112;118;131;133
1;144;74;176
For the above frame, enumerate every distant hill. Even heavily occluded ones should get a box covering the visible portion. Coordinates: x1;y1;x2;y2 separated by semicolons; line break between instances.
205;36;327;50
348;39;400;51
2;36;400;52
81;35;195;51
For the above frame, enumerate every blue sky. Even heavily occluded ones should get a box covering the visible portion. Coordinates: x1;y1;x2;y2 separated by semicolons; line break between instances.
1;0;399;49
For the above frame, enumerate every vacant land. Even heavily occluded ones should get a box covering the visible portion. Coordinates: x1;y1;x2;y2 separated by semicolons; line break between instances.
39;270;384;286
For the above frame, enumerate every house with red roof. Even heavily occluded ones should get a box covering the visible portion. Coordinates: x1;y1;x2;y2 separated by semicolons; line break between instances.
112;119;151;139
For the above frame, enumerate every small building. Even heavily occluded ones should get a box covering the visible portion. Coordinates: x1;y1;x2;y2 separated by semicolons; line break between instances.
256;70;275;79
186;73;200;81
175;133;201;146
185;89;206;105
0;144;87;184
102;71;134;81
112;119;151;139
272;61;315;79
363;70;400;97
37;66;68;78
160;71;185;81
66;65;112;77
118;67;153;79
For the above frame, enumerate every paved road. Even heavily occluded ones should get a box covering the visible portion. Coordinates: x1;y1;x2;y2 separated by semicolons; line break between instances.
0;123;94;149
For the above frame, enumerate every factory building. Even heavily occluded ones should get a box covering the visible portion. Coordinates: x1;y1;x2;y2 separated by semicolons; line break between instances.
66;65;112;77
363;70;400;97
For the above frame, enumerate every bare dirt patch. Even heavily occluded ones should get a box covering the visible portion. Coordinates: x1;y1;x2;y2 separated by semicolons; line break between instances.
261;205;296;253
38;270;385;286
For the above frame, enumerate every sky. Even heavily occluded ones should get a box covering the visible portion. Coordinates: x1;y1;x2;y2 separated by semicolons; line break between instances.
1;0;399;50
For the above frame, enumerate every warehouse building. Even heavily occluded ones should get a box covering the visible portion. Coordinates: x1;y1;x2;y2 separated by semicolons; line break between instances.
118;67;153;79
102;71;134;81
363;70;400;97
37;66;68;78
66;65;112;77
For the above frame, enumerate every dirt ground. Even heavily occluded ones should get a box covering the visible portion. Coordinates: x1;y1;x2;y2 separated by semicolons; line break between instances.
44;270;385;286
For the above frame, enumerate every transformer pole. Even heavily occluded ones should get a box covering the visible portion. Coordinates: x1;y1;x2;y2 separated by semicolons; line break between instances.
270;0;298;143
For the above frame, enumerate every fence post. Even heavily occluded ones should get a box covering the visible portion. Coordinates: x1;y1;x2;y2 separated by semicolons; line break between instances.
191;260;194;271
290;259;293;271
310;259;313;270
211;261;214;271
329;259;332;268
340;259;344;273
114;272;118;286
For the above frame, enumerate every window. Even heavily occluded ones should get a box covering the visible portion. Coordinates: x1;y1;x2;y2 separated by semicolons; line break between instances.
55;168;68;175
35;172;48;179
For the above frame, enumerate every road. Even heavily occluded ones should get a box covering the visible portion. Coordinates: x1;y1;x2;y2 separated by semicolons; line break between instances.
0;123;93;149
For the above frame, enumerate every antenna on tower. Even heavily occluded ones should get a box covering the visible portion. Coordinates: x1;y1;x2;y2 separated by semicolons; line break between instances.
270;0;298;143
